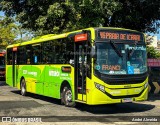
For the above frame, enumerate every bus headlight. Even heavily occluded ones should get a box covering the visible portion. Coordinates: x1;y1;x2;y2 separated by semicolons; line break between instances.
144;82;148;88
95;83;105;93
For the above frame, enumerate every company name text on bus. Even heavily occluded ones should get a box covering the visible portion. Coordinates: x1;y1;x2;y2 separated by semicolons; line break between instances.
99;32;141;41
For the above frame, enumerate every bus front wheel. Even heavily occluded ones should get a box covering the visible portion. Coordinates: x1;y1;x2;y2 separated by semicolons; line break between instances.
62;87;75;107
20;79;27;96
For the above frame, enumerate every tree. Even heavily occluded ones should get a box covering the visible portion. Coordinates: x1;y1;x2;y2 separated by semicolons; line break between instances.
146;35;154;45
16;24;33;43
0;0;160;35
0;15;32;45
0;0;121;35
145;35;160;58
110;0;160;33
0;16;17;45
146;46;160;58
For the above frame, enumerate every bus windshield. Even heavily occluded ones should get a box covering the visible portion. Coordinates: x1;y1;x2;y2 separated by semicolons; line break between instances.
94;42;147;75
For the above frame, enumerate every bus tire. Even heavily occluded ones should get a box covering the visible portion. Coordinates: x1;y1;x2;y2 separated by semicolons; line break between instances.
20;79;27;96
62;86;75;107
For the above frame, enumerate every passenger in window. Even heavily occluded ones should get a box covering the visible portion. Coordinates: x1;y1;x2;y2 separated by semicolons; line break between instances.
27;59;30;64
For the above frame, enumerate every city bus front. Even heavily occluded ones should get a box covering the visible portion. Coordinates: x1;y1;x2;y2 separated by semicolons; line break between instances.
87;28;148;105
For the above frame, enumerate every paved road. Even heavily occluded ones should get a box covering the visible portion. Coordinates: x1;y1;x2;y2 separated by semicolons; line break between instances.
0;81;160;125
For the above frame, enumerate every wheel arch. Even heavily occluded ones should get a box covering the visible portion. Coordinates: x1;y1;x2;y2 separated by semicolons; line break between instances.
20;76;27;96
60;80;75;106
19;76;25;89
60;80;71;94
60;80;75;101
20;76;25;85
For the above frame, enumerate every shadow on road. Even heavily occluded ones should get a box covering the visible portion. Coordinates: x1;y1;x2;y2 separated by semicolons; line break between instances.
0;81;7;86
11;90;61;105
75;102;155;114
10;89;156;114
148;94;160;101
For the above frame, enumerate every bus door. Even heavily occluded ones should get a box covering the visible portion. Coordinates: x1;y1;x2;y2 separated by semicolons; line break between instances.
12;47;18;87
74;34;88;101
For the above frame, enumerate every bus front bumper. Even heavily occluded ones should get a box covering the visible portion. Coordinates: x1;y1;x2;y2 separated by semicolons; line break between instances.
86;86;148;105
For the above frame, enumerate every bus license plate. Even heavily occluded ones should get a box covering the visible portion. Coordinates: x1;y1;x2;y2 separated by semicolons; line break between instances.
123;98;132;102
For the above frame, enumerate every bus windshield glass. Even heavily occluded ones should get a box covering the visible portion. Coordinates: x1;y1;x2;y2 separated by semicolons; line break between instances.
94;30;147;75
94;42;147;75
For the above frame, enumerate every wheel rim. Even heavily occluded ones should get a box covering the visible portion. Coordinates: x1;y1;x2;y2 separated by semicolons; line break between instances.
65;90;72;102
21;85;25;94
21;80;25;95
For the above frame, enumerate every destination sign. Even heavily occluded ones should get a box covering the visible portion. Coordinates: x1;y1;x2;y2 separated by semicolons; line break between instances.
98;30;143;41
74;33;88;42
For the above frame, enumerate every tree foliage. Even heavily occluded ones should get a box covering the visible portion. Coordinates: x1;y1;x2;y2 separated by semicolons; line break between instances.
0;0;160;35
0;16;17;45
146;35;160;58
110;0;160;33
147;46;160;58
0;0;120;35
0;15;33;45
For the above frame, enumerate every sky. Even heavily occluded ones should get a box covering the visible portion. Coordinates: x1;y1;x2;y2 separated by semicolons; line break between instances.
0;11;4;17
148;31;160;40
0;11;160;40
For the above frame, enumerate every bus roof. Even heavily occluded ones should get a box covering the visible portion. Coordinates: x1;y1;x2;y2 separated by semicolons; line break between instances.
6;27;143;48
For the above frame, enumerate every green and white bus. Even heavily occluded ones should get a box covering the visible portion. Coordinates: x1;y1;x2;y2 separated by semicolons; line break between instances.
6;27;148;106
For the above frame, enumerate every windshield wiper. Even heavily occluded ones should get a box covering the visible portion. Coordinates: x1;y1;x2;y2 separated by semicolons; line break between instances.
110;40;122;57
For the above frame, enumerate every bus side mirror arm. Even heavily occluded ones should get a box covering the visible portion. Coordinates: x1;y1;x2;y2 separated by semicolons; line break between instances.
91;45;96;58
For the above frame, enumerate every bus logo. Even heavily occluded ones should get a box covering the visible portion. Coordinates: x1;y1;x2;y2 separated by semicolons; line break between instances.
49;70;60;77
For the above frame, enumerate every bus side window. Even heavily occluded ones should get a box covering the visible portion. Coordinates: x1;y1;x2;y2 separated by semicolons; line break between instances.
32;44;42;64
66;38;74;64
26;45;32;64
17;46;27;65
7;48;12;65
42;41;55;64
